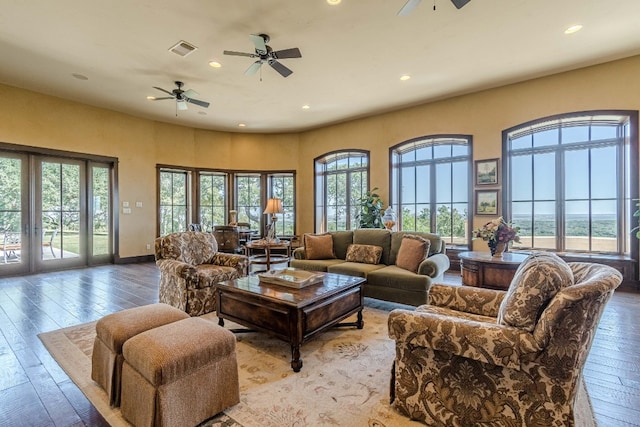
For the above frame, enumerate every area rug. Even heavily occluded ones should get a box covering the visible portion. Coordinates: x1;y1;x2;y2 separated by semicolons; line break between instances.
39;302;597;427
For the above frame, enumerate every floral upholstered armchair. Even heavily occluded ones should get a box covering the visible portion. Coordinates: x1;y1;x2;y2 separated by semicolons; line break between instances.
388;253;622;427
155;231;249;316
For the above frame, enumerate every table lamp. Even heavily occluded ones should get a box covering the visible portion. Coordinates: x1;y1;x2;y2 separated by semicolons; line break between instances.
263;198;284;242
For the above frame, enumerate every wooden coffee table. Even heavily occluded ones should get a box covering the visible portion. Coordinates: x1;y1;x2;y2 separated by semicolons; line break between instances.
216;272;365;372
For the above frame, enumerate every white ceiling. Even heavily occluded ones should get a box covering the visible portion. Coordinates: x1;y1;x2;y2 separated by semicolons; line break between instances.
1;0;639;133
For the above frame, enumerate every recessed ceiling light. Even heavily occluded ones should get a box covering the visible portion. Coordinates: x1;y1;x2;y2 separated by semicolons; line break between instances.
238;123;246;128
72;73;88;80
302;105;311;110
327;0;341;5
146;96;156;100
208;61;222;68
564;24;583;34
400;75;411;81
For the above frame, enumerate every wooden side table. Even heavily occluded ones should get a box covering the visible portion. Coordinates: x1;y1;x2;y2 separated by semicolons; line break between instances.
244;240;291;273
458;251;529;290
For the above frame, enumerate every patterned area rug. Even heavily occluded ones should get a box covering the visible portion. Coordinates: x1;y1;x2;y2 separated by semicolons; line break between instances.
39;300;596;427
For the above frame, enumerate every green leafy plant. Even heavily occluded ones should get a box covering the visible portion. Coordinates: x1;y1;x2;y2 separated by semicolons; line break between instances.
633;200;640;238
357;187;384;229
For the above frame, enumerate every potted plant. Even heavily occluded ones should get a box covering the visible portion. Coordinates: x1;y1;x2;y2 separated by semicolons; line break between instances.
357;187;385;229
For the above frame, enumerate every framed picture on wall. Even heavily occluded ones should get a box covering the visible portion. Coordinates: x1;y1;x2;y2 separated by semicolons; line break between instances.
475;189;500;216
475;158;499;186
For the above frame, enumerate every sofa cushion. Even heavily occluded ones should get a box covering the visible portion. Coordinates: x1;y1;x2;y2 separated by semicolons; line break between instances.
367;265;430;292
353;229;392;264
290;258;346;272
345;244;383;265
327;261;385;278
331;231;354;260
176;232;218;265
498;252;574;332
303;233;335;260
389;231;442;264
395;235;431;273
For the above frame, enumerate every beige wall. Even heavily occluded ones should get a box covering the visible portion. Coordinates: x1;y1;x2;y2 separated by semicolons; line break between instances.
1;55;638;258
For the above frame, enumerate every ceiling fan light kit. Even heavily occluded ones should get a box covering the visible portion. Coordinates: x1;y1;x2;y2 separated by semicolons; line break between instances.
398;0;470;15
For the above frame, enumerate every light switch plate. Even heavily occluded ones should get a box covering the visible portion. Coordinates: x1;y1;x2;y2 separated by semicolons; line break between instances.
136;201;143;208
122;201;129;208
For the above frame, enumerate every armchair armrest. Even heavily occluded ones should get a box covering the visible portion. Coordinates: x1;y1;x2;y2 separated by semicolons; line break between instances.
156;259;197;281
388;308;540;370
417;253;450;277
427;284;507;318
210;252;249;276
292;247;306;260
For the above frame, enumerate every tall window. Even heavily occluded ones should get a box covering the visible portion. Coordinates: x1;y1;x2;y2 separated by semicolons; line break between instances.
235;174;262;230
268;173;295;236
390;136;471;246
315;151;369;232
158;168;190;235
504;111;638;255
198;172;226;231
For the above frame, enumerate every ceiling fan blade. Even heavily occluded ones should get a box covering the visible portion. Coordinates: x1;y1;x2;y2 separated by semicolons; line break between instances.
185;97;210;108
245;61;262;76
183;88;198;99
273;47;302;59
249;34;267;54
153;86;175;96
177;100;188;111
223;50;257;58
450;0;470;8
269;60;293;78
398;0;421;15
151;96;174;101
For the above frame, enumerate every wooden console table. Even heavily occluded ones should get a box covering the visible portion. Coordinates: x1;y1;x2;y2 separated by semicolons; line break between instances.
458;251;529;290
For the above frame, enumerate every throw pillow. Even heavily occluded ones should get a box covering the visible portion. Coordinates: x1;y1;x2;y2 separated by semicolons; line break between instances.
395;235;431;273
304;233;335;260
497;252;574;332
345;244;383;265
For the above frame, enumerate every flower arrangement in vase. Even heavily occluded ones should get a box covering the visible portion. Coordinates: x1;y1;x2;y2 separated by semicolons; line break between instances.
472;216;520;257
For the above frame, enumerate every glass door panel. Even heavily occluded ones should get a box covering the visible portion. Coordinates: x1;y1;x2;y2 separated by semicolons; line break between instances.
0;153;29;275
36;158;86;270
91;164;112;262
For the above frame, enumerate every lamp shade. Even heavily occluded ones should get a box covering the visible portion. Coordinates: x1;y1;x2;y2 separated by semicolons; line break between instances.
263;198;284;215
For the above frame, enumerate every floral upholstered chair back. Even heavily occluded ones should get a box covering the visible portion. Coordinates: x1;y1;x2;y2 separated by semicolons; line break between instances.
155;231;218;266
388;254;622;427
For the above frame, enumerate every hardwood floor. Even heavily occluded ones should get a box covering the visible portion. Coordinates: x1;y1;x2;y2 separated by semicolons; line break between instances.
0;263;638;426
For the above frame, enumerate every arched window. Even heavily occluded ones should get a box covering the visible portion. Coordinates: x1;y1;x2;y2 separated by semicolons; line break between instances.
390;135;472;246
503;110;638;255
314;150;369;232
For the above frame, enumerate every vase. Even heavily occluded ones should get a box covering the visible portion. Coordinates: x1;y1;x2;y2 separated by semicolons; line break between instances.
488;240;506;258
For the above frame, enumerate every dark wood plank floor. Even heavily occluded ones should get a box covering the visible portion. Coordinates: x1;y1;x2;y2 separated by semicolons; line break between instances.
0;263;638;426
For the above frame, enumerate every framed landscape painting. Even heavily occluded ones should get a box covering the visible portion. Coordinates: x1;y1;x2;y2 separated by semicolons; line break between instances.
475;158;499;186
475;189;499;215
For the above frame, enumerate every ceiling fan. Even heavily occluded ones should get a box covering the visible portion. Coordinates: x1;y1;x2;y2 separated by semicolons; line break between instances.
223;34;302;78
151;81;210;111
398;0;471;16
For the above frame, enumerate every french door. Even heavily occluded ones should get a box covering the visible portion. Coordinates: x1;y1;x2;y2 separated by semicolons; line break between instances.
0;150;113;276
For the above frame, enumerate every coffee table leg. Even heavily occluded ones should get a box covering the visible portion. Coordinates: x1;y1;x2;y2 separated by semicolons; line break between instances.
357;309;364;329
291;344;303;372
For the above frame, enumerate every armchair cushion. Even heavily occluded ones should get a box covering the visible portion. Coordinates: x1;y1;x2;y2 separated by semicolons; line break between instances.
345;243;383;264
395;234;430;273
498;252;574;332
303;233;335;260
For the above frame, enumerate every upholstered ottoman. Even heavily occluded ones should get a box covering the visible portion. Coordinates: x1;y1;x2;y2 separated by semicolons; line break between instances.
91;303;189;406
120;317;240;427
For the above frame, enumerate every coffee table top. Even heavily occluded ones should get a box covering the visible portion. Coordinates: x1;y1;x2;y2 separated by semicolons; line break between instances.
217;272;365;307
458;251;530;265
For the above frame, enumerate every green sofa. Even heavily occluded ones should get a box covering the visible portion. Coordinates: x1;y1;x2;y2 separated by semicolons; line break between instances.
290;229;450;306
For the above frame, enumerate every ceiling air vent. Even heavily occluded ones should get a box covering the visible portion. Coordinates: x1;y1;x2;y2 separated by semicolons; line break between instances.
169;40;198;57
